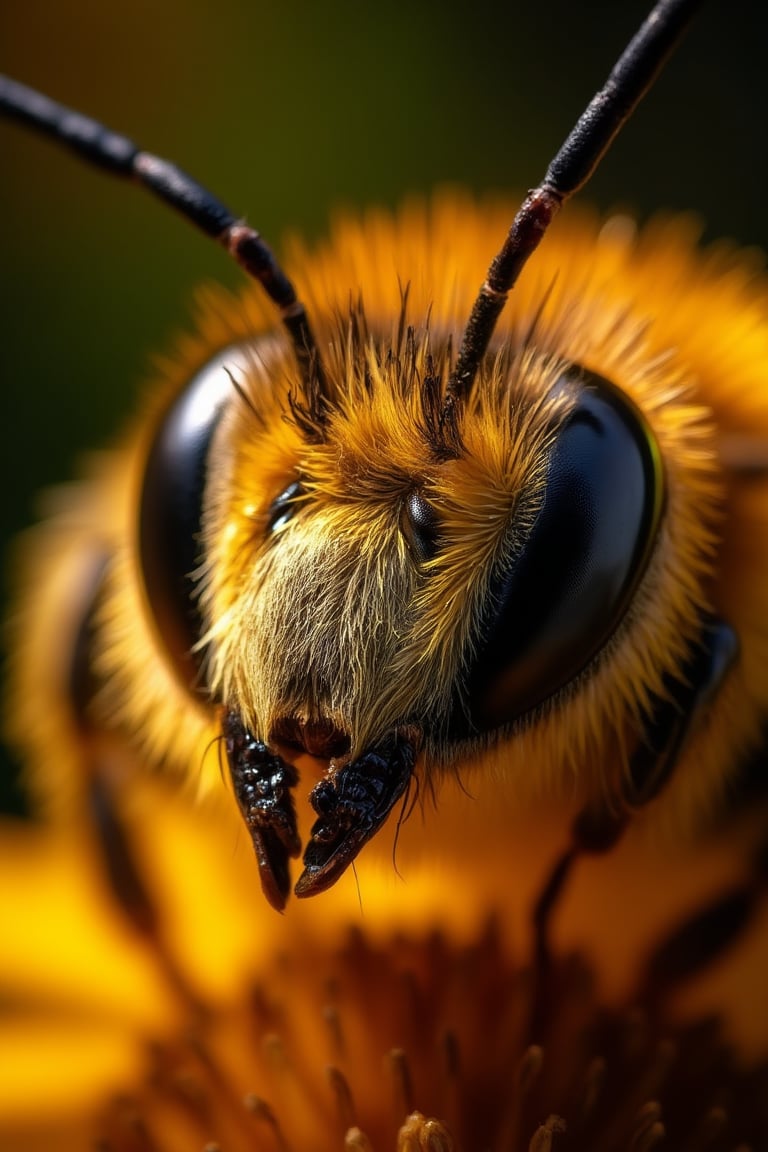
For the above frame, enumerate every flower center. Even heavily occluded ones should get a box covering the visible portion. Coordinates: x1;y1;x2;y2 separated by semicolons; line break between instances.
94;919;767;1151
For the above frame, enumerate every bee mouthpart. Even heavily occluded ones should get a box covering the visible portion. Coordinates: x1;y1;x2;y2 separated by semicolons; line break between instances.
295;730;418;899
224;710;419;911
270;715;351;760
223;709;301;913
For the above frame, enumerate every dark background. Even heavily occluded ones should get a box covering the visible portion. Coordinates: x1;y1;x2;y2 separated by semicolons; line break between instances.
1;0;766;811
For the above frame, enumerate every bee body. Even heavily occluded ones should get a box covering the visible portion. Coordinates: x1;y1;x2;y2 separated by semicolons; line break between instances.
8;196;768;876
4;3;768;924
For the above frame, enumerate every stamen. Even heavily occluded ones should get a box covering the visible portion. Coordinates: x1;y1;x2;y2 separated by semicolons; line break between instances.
323;1004;347;1060
328;1065;357;1131
397;1112;456;1151
89;903;768;1150
389;1048;415;1122
528;1115;566;1152
244;1095;291;1152
574;1057;606;1126
99;1096;160;1151
345;1128;375;1151
688;1106;728;1150
518;1044;545;1094
439;1031;461;1138
499;1044;545;1151
629;1100;665;1151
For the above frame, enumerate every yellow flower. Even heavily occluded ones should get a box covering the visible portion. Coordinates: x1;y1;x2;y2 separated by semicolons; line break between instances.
1;766;767;1151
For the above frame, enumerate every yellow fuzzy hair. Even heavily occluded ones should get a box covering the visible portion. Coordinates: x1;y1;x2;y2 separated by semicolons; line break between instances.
7;194;768;846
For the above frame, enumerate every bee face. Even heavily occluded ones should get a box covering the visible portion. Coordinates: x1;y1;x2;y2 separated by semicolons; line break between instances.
2;2;768;913
199;313;655;751
82;189;727;906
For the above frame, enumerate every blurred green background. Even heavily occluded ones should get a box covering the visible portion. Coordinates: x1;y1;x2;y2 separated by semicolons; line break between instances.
1;0;767;811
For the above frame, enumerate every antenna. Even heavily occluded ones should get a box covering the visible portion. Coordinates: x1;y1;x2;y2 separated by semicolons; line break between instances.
0;74;325;404
444;0;703;412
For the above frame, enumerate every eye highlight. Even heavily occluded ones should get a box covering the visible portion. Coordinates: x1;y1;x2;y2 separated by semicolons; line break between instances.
266;480;306;535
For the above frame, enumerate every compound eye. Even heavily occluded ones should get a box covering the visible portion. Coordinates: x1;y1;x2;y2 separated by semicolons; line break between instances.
400;489;441;564
138;345;248;692
453;369;663;735
267;480;305;534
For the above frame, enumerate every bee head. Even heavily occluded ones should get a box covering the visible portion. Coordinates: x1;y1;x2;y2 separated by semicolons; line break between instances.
135;254;696;910
114;0;716;906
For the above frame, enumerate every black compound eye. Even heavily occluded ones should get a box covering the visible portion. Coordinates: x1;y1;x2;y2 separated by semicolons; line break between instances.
267;480;305;534
451;368;663;736
138;344;250;693
400;489;441;564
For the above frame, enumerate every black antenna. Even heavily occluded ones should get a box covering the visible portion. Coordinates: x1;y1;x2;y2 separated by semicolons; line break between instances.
0;74;325;402
444;0;704;411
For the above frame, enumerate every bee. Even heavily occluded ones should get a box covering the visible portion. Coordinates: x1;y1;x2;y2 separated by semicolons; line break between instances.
2;0;767;941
